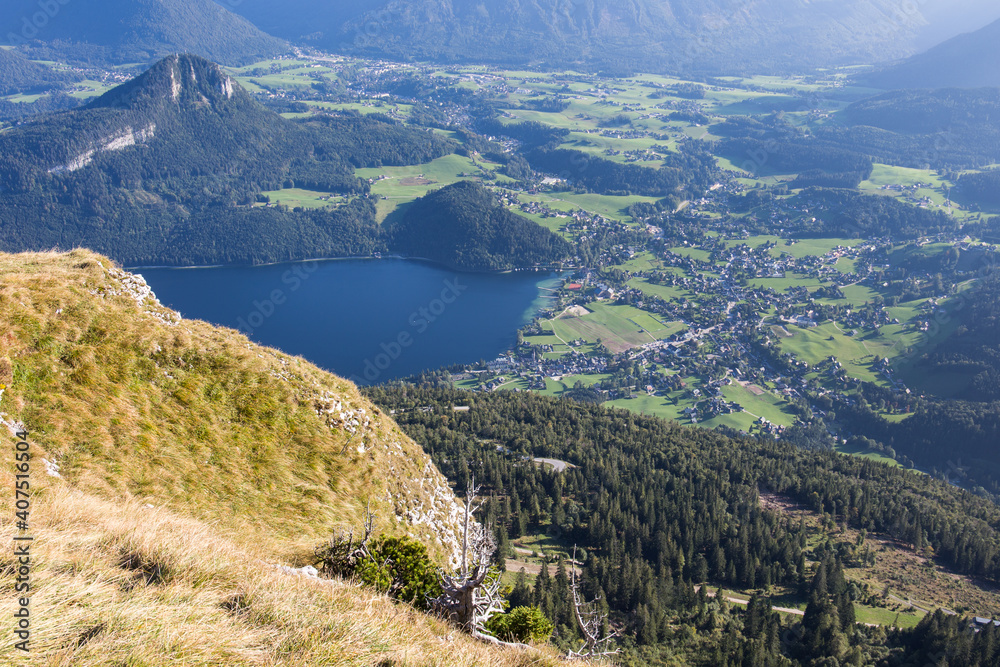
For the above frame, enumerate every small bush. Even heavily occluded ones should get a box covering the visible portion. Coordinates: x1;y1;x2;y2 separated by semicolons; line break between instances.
318;534;441;610
484;606;554;643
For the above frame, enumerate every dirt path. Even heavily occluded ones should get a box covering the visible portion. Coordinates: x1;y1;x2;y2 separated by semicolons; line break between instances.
697;587;803;616
830;320;873;355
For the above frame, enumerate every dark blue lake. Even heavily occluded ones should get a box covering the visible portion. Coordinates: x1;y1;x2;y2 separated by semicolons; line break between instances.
139;259;560;384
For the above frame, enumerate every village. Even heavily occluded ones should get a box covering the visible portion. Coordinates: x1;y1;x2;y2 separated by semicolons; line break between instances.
452;186;971;438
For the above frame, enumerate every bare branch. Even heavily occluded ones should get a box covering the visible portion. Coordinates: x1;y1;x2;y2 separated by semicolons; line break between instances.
567;545;620;660
316;501;378;577
429;479;506;639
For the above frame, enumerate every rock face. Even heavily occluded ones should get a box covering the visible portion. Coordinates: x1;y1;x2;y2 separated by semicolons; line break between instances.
48;124;156;174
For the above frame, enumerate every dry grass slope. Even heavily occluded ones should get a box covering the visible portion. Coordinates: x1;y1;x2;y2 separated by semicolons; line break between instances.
0;485;564;665
0;250;568;665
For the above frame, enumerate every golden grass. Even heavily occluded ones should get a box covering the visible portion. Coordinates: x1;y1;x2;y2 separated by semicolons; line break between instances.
0;249;463;563
0;250;572;665
0;484;564;665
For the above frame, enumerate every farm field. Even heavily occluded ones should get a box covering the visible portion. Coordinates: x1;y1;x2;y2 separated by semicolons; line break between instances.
721;383;795;427
543;302;683;353
355;154;497;219
627;276;692;301
257;188;345;209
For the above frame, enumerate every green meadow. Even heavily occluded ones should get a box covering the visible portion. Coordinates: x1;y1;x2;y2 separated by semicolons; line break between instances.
257;188;346;209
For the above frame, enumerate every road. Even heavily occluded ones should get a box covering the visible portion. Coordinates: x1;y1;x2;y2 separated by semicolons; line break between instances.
699;587;803;616
533;458;574;472
697;587;881;626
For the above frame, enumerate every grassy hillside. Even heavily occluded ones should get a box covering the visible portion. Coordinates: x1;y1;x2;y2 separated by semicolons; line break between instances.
0;249;566;663
0;486;560;665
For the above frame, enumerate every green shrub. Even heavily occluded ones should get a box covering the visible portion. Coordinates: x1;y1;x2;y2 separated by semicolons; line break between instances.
318;534;442;610
484;605;554;643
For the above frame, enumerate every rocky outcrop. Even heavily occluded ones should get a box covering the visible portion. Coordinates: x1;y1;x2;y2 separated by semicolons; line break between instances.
48;123;156;174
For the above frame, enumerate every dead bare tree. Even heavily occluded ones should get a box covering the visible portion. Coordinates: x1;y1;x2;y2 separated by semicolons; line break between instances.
429;478;524;647
567;545;620;661
316;501;378;577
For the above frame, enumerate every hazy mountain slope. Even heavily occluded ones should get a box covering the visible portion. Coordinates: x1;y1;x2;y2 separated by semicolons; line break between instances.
0;54;453;266
226;0;993;74
0;249;564;665
1;0;287;65
914;0;1000;49
864;18;1000;89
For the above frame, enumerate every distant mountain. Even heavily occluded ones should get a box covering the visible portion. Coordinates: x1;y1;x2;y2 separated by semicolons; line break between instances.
0;47;75;95
0;54;455;266
225;0;997;75
1;0;287;66
864;18;1000;89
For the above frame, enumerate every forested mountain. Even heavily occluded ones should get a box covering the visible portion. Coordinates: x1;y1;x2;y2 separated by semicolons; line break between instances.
389;181;572;271
715;89;1000;171
370;384;1000;663
0;54;455;266
225;0;992;75
864;18;1000;89
829;88;1000;168
1;0;287;66
0;47;76;95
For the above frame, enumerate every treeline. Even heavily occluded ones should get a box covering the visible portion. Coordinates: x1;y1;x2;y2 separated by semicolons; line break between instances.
0;92;83;123
370;386;1000;585
478;118;717;196
388;181;571;271
370;385;1000;663
796;188;956;238
925;275;1000;400
714;88;1000;176
526;147;681;196
0;48;76;95
958;170;1000;207
814;88;1000;169
717;136;873;188
476;118;568;150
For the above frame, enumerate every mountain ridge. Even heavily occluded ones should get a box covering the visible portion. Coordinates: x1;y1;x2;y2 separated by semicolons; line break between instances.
2;0;287;66
226;0;998;74
0;54;455;267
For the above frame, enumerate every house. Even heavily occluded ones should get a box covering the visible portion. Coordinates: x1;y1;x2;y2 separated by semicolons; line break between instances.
971;617;1000;632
